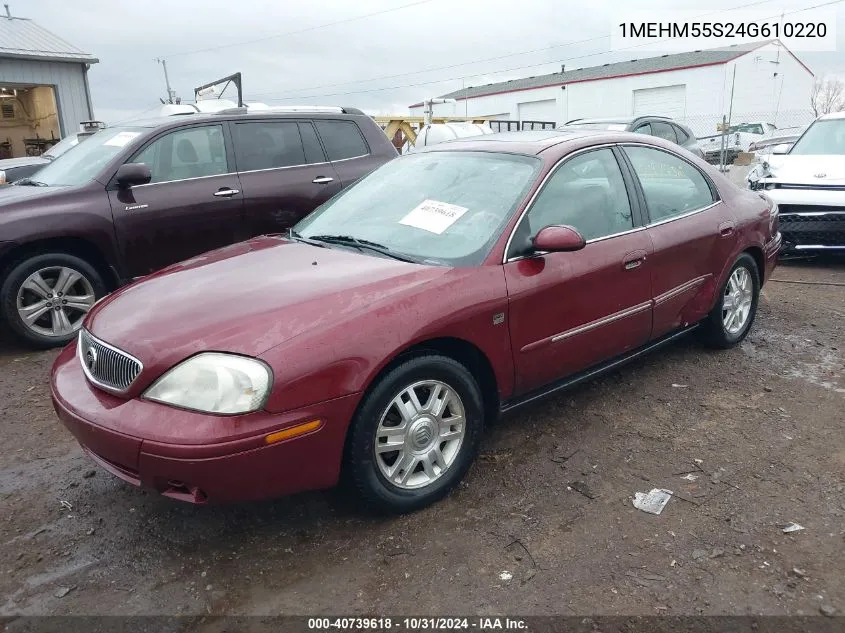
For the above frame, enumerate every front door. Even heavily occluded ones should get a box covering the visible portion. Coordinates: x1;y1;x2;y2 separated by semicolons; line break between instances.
504;147;653;394
108;123;245;278
231;120;342;237
622;145;735;338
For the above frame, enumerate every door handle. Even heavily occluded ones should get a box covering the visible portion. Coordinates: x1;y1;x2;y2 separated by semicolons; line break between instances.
213;188;240;198
623;250;647;271
312;176;334;184
719;221;735;237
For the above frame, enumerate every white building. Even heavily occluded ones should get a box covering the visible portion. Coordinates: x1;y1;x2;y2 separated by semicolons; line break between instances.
0;7;98;158
409;40;814;137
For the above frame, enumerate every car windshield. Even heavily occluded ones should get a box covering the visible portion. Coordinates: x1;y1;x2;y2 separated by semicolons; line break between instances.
788;119;845;155
43;135;80;159
27;127;144;186
294;151;541;266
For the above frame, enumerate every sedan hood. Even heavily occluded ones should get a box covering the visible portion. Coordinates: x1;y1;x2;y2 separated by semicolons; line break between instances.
86;236;448;367
764;155;845;185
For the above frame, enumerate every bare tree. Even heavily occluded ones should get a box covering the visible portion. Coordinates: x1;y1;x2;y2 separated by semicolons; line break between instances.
810;76;845;117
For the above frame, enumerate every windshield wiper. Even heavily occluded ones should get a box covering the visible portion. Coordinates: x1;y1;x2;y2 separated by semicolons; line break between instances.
287;229;328;248
14;178;48;187
307;234;419;263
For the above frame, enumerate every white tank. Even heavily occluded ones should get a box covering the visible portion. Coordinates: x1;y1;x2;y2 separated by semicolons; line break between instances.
409;122;494;152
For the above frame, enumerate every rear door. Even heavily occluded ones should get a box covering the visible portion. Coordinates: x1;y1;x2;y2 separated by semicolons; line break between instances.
621;144;735;338
232;119;342;237
108;123;245;278
314;119;382;187
504;146;653;394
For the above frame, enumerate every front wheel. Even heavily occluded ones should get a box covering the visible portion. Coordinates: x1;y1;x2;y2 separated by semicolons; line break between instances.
345;354;484;514
701;253;760;349
1;253;106;349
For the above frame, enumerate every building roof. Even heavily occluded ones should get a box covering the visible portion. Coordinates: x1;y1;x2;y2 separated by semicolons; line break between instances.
0;15;98;64
411;40;809;107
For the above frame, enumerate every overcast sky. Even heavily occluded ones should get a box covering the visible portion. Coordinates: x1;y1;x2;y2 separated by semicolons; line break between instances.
18;0;845;124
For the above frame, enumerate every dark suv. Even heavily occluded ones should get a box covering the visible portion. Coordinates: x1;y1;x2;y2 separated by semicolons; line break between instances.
0;107;397;347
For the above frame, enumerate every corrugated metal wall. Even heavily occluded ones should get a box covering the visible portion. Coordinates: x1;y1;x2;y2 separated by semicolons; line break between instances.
0;58;93;137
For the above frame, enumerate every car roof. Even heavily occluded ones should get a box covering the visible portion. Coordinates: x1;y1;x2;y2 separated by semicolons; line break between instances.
415;129;654;156
567;115;674;125
819;111;845;121
114;109;368;130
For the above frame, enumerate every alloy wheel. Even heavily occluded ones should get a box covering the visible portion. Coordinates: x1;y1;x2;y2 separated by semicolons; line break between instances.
722;266;753;335
16;266;96;338
374;380;465;490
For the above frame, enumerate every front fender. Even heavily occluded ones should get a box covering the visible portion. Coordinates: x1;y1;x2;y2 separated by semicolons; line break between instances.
259;266;513;414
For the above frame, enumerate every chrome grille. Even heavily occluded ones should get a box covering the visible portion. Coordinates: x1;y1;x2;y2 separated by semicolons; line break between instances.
78;329;143;393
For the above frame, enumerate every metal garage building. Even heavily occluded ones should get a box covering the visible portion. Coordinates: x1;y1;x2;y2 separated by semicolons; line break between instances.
410;40;814;137
0;7;97;158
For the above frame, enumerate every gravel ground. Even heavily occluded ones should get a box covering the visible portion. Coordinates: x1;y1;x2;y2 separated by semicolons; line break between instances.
0;257;843;617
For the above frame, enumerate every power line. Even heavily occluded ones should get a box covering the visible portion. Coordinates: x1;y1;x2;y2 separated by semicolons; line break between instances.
247;34;614;99
249;0;779;99
164;0;438;58
255;0;842;103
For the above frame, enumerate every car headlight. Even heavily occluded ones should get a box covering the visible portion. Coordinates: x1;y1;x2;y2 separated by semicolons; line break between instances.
144;353;272;415
0;170;6;185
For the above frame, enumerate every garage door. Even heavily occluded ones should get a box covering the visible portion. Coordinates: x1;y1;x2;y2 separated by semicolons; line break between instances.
632;85;686;120
517;99;557;124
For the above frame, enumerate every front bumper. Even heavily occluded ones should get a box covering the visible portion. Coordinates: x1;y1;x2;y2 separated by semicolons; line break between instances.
51;342;360;504
765;188;845;250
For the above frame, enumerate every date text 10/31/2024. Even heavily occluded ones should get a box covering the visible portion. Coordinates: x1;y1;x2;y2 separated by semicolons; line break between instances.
307;617;528;631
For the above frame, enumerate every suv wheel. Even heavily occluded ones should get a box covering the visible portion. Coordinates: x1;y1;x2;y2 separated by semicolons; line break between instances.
345;354;484;514
1;253;106;349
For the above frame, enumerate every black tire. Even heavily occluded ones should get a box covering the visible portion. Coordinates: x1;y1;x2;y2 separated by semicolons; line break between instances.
345;354;484;514
1;252;107;349
701;253;760;349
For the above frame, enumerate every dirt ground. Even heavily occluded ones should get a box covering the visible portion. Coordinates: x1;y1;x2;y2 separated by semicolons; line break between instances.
0;257;843;618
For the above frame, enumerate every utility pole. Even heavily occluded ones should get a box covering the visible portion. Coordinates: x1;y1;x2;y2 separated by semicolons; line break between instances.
156;58;176;104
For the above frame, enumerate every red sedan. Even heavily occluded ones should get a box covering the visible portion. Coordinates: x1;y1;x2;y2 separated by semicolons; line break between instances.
51;130;782;513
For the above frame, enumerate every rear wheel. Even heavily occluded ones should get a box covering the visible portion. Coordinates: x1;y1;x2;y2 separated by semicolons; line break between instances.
345;354;484;514
1;253;105;349
701;253;759;349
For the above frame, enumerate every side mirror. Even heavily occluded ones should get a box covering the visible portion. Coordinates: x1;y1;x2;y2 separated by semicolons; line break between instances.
771;143;791;155
115;163;151;188
533;225;586;253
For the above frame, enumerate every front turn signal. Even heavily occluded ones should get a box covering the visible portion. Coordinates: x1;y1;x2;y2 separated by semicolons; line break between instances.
265;419;322;444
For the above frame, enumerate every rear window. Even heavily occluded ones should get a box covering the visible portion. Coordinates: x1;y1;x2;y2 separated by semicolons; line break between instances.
673;125;690;143
314;120;369;161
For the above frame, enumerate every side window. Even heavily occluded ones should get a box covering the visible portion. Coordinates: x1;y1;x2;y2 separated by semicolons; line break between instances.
673;125;690;143
651;121;678;143
299;122;326;164
633;122;652;135
133;125;227;183
522;148;634;242
314;120;369;161
624;146;715;223
233;121;307;171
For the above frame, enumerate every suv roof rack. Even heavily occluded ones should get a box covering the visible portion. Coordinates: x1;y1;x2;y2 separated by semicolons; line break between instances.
212;105;365;116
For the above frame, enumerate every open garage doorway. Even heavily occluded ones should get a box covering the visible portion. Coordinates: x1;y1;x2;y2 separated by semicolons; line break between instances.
0;84;61;159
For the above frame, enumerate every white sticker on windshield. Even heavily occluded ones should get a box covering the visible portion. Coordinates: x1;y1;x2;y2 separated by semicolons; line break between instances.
103;131;141;148
400;199;469;234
